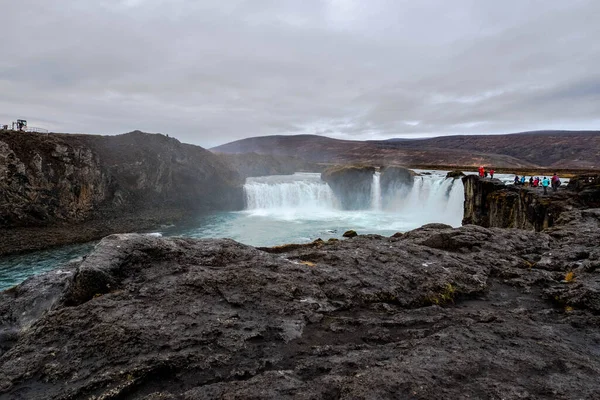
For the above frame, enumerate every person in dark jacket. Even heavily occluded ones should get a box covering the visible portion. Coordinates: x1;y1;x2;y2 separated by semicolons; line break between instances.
551;173;561;192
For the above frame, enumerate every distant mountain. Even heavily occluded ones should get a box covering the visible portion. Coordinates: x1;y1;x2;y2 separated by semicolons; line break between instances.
211;131;599;169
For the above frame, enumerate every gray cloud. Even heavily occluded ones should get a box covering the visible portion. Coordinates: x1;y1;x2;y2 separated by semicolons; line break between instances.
1;0;599;147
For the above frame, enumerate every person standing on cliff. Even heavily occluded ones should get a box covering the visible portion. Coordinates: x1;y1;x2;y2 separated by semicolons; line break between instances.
551;173;561;192
479;166;485;177
490;169;495;179
542;177;550;195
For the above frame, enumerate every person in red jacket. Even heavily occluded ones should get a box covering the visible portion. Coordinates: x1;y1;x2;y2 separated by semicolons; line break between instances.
489;169;495;178
478;166;484;177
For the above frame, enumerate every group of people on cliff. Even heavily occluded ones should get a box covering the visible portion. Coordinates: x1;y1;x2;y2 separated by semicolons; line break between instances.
514;173;561;194
478;166;494;178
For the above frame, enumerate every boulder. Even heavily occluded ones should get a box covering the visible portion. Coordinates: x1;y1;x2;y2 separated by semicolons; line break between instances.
342;229;358;238
446;170;466;179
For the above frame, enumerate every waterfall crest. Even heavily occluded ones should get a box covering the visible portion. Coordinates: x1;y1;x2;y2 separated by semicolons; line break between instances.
244;173;337;210
243;172;464;227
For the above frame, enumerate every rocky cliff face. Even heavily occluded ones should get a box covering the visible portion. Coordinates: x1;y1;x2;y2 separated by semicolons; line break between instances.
0;130;244;252
566;173;600;208
321;165;376;209
321;165;415;210
0;132;108;227
462;175;600;231
1;206;600;398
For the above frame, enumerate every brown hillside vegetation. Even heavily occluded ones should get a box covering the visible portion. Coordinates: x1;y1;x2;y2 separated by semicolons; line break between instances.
212;131;600;169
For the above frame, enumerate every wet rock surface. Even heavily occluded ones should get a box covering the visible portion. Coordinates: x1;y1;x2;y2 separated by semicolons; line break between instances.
2;210;600;399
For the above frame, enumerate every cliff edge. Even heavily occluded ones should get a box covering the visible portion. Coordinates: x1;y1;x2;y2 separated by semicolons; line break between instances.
462;174;600;231
0;130;244;254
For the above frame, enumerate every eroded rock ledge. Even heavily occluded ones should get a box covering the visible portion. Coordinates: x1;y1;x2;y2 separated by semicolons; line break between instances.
462;174;600;231
2;207;600;399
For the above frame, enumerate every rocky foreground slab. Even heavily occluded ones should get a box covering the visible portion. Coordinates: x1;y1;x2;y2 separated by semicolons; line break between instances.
1;206;600;399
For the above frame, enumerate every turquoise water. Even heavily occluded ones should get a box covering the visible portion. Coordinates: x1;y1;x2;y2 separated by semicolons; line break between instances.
0;211;410;291
0;171;468;291
0;242;96;290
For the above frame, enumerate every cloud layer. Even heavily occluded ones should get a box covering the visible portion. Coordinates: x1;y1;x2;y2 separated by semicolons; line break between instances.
1;0;599;147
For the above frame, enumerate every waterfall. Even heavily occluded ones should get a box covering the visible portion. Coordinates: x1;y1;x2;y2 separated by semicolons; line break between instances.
244;173;337;210
371;171;382;211
242;172;464;228
395;175;464;226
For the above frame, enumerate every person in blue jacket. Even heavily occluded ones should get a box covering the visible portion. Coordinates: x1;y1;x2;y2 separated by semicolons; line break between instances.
542;176;550;195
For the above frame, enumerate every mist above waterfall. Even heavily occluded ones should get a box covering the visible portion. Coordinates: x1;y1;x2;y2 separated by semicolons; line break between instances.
242;172;464;228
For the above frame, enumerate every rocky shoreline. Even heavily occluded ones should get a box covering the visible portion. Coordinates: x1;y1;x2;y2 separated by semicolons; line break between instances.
1;175;600;399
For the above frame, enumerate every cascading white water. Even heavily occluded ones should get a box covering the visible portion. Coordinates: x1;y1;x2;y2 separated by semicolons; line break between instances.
243;171;464;228
371;171;382;211
244;173;337;210
393;175;464;226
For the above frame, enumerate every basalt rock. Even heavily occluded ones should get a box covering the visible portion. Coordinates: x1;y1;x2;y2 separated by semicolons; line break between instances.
321;165;376;209
567;173;600;208
445;169;465;179
2;214;600;399
342;229;358;238
462;175;576;231
0;130;244;254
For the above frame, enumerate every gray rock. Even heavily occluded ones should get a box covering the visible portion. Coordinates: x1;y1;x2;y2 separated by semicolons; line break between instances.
2;215;600;399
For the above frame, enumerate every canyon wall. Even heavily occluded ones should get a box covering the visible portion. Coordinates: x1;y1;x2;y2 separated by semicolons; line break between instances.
0;130;245;252
462;174;600;231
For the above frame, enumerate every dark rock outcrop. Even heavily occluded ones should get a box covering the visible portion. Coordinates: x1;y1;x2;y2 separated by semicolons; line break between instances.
567;174;600;208
462;174;600;231
2;211;600;399
0;130;244;254
342;229;357;238
446;169;465;179
321;165;376;209
462;175;568;231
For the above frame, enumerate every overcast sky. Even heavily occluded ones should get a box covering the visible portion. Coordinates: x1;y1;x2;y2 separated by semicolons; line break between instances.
1;0;599;147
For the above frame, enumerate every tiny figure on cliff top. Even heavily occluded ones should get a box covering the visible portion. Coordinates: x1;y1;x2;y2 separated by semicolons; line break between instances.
490;169;495;179
520;176;526;185
478;166;485;177
529;177;534;186
514;175;520;185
